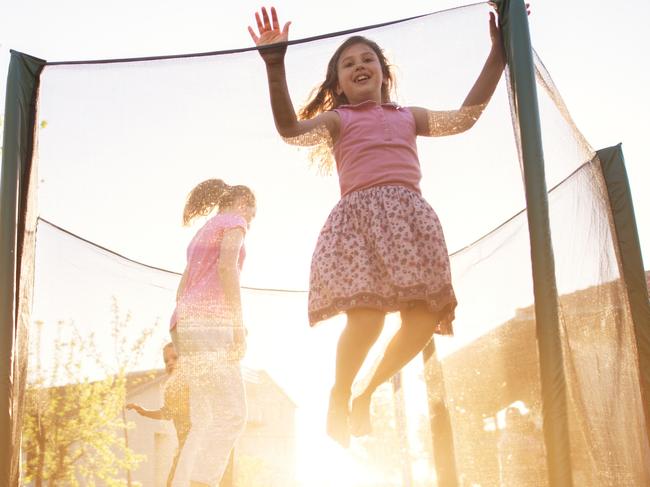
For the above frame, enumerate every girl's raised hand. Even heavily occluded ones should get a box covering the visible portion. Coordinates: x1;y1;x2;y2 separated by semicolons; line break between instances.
487;3;530;51
248;6;292;65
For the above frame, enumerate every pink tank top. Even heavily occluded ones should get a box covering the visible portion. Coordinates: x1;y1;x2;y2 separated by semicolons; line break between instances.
170;213;247;330
333;101;421;197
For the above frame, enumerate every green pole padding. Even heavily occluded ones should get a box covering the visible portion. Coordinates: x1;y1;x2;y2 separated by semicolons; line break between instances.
598;144;650;444
422;341;458;487
0;50;46;487
496;1;574;485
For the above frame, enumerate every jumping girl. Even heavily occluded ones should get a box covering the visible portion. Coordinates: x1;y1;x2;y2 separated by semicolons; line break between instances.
248;5;514;447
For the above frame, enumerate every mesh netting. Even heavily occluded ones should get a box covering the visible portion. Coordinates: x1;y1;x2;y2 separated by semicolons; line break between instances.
12;2;650;486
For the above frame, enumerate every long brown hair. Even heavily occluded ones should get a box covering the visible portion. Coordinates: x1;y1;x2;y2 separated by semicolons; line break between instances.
299;36;395;172
299;36;395;120
182;179;255;226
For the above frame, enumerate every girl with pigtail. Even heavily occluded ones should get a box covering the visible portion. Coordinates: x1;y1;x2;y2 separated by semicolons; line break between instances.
168;179;255;486
248;4;527;449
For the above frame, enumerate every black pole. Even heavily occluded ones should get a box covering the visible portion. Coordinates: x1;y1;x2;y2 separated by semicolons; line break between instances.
0;50;46;487
422;340;458;487
497;1;573;485
598;145;650;446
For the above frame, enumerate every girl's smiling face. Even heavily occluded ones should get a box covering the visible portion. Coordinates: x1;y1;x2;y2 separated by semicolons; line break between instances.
336;43;385;105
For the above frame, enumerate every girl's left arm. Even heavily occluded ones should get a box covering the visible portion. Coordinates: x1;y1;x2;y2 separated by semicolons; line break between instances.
218;228;246;329
126;403;164;420
461;9;506;109
176;270;188;302
412;6;529;137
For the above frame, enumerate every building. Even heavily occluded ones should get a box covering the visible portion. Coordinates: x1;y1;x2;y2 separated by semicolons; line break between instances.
125;367;296;486
432;270;650;486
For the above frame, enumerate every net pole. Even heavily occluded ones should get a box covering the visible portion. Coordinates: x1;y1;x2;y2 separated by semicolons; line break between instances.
497;1;574;485
422;341;458;487
598;145;650;446
0;50;45;487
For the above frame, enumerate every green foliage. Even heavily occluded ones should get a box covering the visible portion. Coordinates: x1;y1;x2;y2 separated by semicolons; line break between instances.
0;115;47;158
22;299;154;486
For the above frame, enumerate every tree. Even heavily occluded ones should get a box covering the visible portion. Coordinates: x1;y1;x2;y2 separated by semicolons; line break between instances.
22;299;155;486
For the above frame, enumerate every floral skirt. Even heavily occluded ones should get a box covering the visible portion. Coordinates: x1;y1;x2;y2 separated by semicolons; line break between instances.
308;185;456;334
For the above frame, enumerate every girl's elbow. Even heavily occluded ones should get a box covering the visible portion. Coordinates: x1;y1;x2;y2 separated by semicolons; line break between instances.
447;125;472;137
277;126;292;138
461;121;476;134
277;123;300;138
458;116;480;134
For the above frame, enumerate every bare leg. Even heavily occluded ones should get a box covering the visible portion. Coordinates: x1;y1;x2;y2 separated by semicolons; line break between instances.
350;302;438;436
327;308;385;447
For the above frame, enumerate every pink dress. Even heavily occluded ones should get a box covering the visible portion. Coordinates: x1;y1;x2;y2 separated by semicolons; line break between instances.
169;212;248;486
170;212;247;331
308;101;457;334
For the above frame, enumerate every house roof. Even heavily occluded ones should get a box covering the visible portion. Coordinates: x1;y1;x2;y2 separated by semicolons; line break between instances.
439;269;650;416
126;369;167;395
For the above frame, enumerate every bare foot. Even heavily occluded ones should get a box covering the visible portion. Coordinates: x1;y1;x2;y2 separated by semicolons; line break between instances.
350;393;372;437
327;388;351;448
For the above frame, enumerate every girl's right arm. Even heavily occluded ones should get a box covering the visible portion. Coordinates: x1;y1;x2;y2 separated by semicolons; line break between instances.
176;269;188;302
218;228;246;331
248;7;339;140
126;403;164;420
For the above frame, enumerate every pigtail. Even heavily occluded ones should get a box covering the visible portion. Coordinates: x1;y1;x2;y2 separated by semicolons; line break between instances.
182;180;256;226
183;179;230;226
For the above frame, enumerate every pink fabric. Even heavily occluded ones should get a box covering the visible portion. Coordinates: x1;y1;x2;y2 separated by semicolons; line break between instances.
308;185;456;333
170;213;247;330
333;101;421;197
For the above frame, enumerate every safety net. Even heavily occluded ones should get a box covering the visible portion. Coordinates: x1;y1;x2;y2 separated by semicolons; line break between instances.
5;1;650;486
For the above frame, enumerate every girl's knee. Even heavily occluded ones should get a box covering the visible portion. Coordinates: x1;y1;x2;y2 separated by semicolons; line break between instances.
346;307;385;330
227;398;247;435
400;301;438;329
235;407;247;430
344;309;385;345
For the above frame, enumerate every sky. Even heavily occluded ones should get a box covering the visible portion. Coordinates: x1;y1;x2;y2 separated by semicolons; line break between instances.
1;1;649;485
